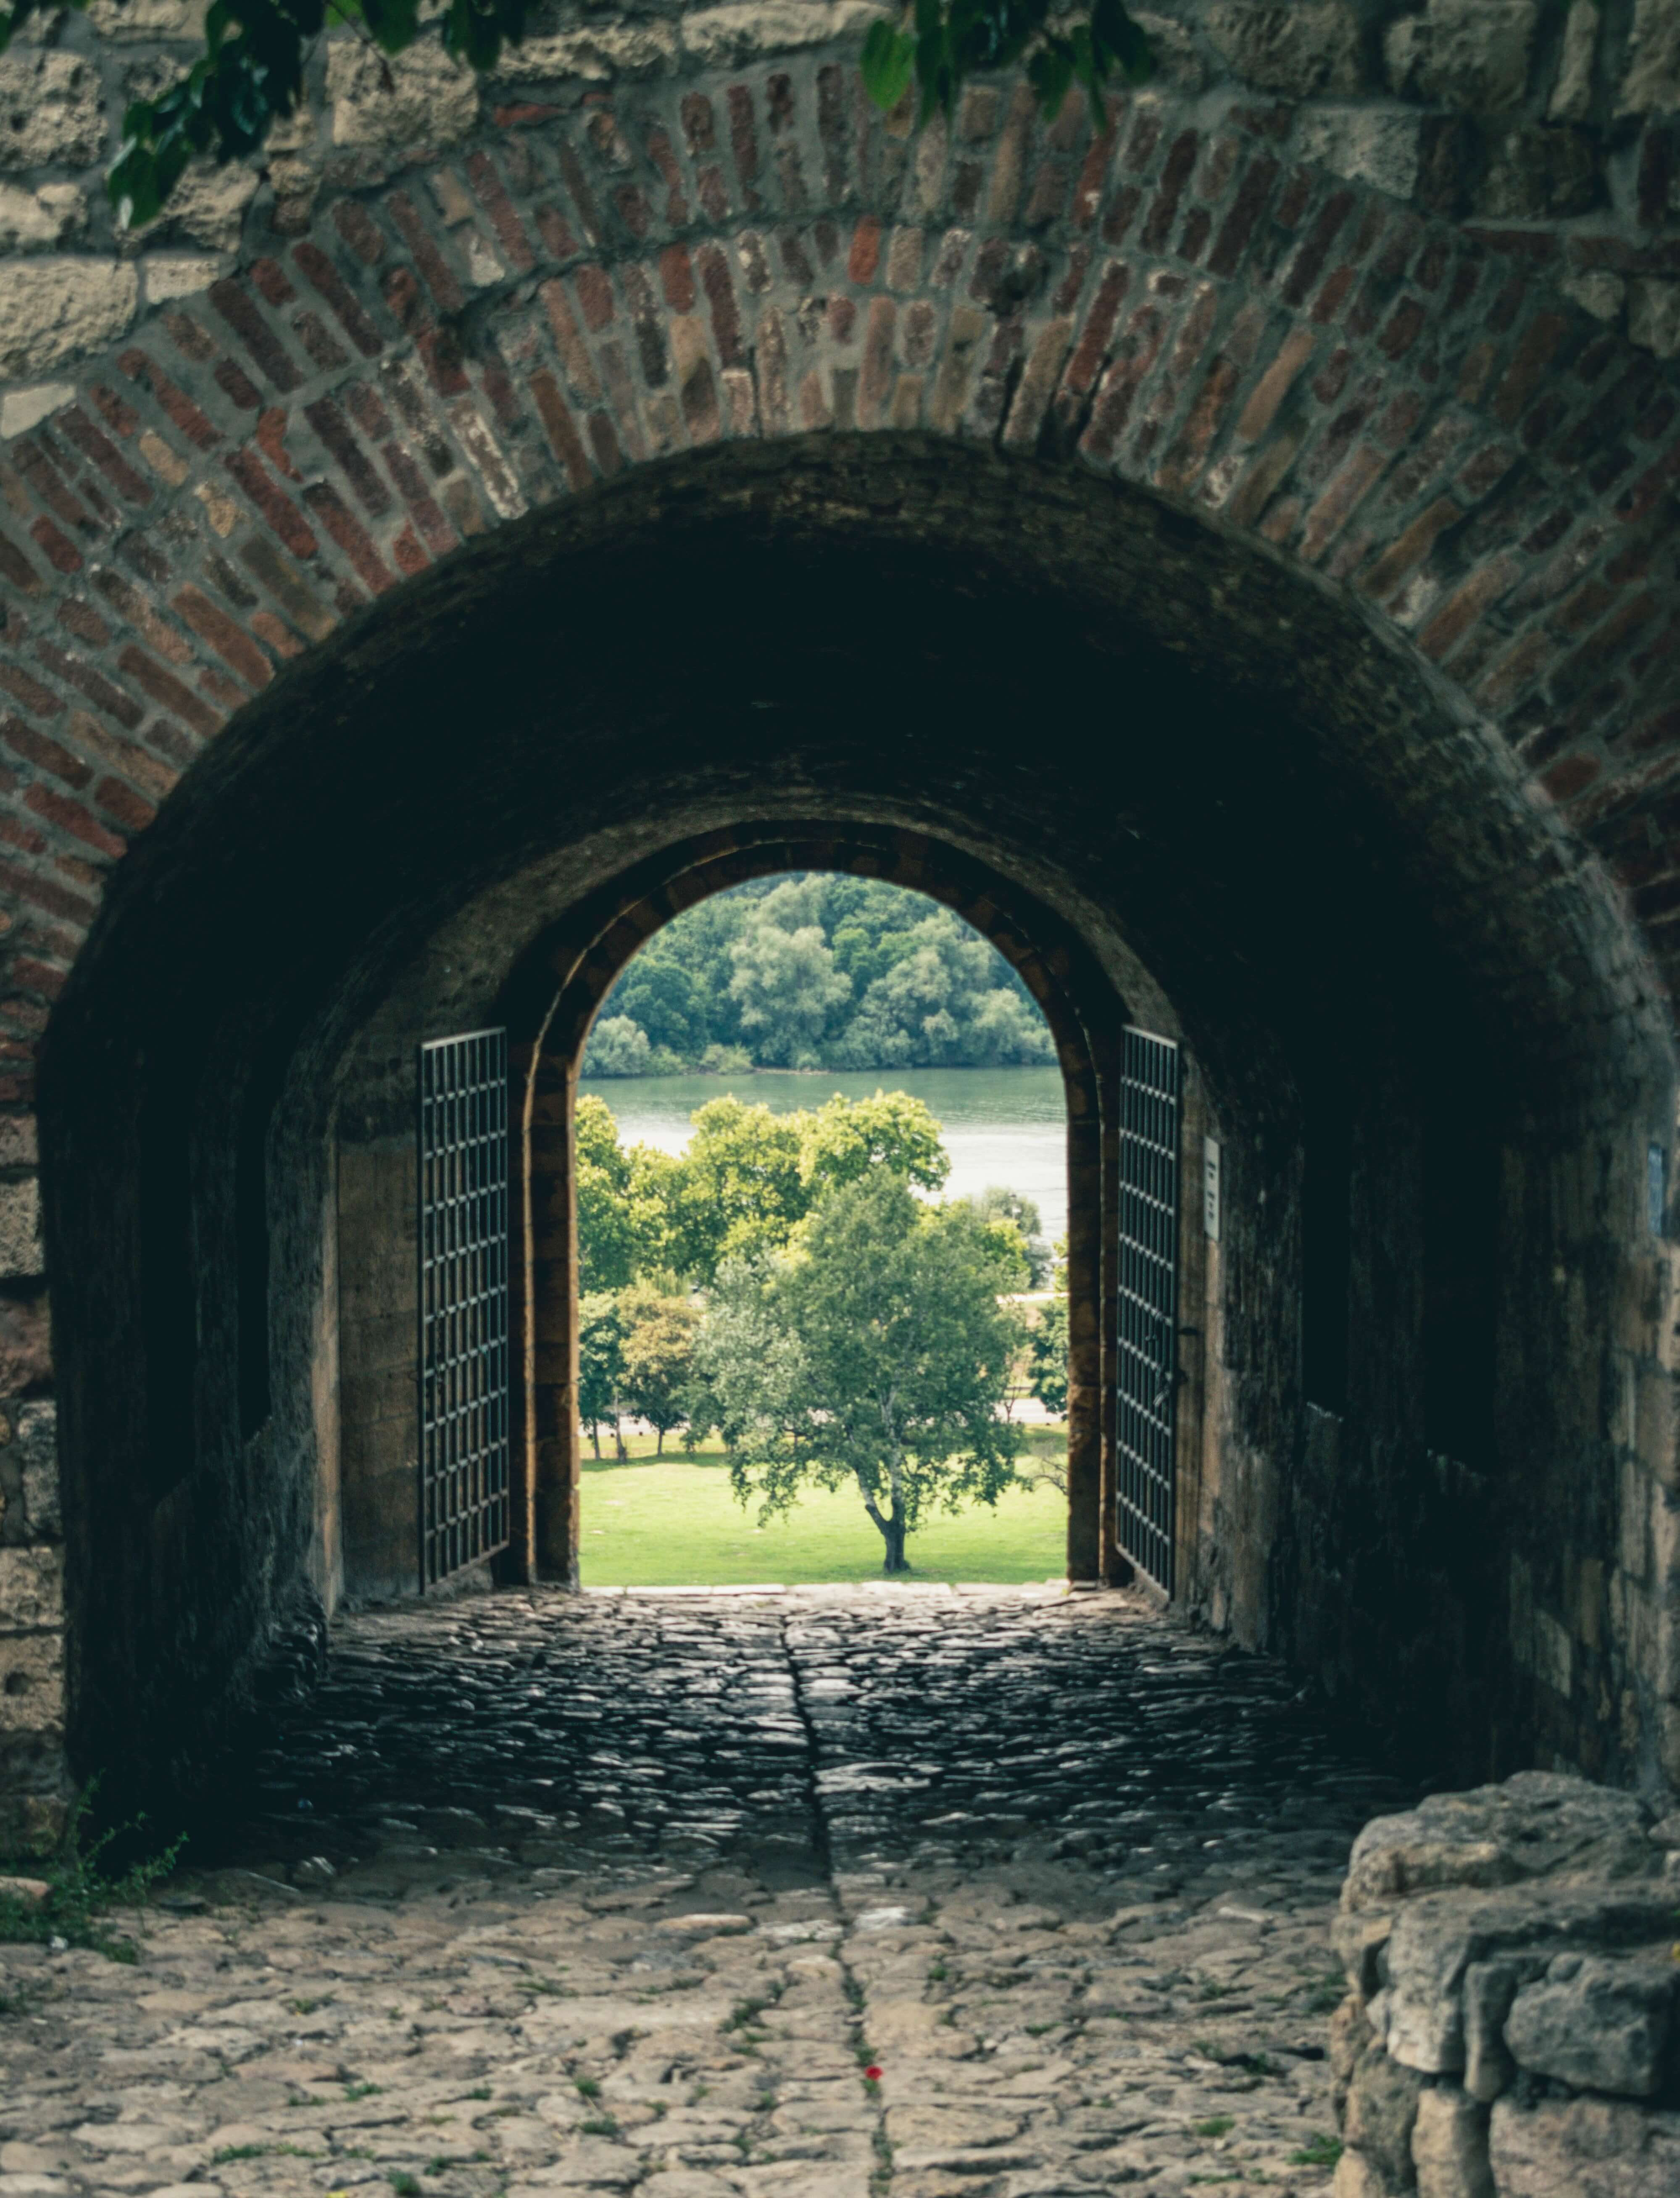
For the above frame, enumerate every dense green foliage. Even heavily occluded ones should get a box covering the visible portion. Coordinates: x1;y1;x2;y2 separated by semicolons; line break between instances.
578;1085;982;1290
692;1172;1027;1571
1027;1295;1069;1415
0;0;1151;226
585;875;1053;1077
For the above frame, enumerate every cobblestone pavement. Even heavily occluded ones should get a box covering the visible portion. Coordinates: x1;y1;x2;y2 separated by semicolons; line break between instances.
2;1586;1413;2198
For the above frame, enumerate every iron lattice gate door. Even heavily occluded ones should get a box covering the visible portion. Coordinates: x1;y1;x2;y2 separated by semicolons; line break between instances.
418;1029;511;1587
1115;1027;1182;1593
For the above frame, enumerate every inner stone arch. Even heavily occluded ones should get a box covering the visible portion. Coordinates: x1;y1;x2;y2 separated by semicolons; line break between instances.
32;431;1678;1822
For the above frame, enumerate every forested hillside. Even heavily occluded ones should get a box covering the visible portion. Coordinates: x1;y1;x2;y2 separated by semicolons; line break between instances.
583;875;1053;1075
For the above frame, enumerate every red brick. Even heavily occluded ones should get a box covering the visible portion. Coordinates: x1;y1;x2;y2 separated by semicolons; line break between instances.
848;217;883;285
224;450;317;560
467;150;536;271
32;641;142;730
23;783;124;860
300;484;395;595
209;279;301;392
117;351;222;450
55;411;151;505
1418;555;1519;661
116;645;220;738
530;370;592;493
292;241;385;358
171;586;272;689
0;856;96;926
92;776;157;835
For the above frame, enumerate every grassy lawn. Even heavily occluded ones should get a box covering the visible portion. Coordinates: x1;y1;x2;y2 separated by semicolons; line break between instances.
580;1426;1069;1587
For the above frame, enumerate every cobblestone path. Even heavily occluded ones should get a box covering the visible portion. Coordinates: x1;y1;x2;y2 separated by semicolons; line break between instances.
3;1587;1411;2198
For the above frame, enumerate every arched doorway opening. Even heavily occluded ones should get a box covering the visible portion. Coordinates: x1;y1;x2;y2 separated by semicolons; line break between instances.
32;436;1675;1821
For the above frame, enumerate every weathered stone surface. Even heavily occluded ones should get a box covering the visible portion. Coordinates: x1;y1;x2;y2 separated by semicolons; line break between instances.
1619;0;1680;114
85;0;208;39
1461;1960;1518;2101
1132;11;1208;92
327;39;479;158
0;182;85;252
0;1180;40;1282
0;1590;1411;2198
1629;278;1680;358
140;253;226;305
1504;1951;1677;2098
1345;2045;1425;2188
0;1632;62;1735
679;1;877;68
1342;1775;1656;1914
1384;0;1539;113
0;258;138;382
1489;2095;1680;2196
1561;268;1627;324
17;1402;59;1540
1549;0;1599;120
1205;2;1364;98
1382;1883;1677;2074
1475;123;1602;219
140;158;259;252
1294;106;1423;201
0;51;105;172
492;20;680;81
1412;2085;1493;2198
0;382;72;439
0;1546;61;1631
0;1294;51;1395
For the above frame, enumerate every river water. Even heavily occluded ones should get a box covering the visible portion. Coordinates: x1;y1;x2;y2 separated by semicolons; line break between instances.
579;1064;1068;1242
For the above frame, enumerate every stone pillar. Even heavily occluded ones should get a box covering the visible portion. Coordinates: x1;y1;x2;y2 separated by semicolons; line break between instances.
1066;1066;1103;1582
527;1057;579;1585
0;1126;68;1850
1098;1053;1124;1584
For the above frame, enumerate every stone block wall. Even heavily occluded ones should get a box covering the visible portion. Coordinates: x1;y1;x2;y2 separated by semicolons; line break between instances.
1331;1772;1680;2195
9;0;1680;438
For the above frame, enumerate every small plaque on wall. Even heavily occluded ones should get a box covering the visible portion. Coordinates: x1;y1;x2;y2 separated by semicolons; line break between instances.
1203;1136;1221;1243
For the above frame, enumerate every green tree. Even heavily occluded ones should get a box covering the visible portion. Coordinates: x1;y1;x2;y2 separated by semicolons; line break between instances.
728;921;852;1069
798;1089;951;1198
1027;1296;1069;1418
961;1185;1050;1288
578;1292;628;1460
576;1094;637;1294
582;1014;652;1079
701;1173;1024;1572
618;1283;700;1455
576;1096;679;1290
665;1096;812;1285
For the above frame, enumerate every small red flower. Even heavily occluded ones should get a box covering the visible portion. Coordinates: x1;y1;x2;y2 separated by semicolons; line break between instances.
864;2066;883;2082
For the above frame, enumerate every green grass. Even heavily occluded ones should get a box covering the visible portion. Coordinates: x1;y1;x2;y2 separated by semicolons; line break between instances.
579;1428;1069;1586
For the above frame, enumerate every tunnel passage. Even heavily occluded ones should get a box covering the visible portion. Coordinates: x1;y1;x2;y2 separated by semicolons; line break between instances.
23;430;1675;1833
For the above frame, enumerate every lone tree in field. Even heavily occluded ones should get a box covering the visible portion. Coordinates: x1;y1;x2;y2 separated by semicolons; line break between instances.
695;1172;1026;1572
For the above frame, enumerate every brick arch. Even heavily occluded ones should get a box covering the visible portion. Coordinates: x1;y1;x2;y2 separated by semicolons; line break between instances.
492;822;1126;1591
11;43;1680;1835
2;48;1678;1062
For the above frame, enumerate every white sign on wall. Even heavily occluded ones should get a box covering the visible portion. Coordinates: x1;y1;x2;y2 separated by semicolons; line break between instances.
1203;1136;1221;1243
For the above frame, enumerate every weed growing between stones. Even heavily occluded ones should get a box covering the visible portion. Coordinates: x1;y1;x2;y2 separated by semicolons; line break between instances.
0;1777;184;1961
1289;2132;1343;2167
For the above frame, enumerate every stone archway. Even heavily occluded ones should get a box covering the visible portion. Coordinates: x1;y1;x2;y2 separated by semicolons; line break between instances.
5;24;1680;1838
493;822;1120;1593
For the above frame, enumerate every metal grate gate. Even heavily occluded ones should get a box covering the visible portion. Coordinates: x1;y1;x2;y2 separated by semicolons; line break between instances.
1115;1027;1181;1593
418;1028;511;1587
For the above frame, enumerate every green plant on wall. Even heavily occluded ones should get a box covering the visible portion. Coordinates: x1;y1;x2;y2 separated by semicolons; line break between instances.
0;0;1154;227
